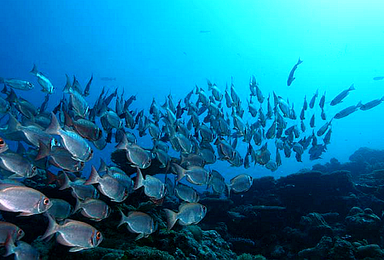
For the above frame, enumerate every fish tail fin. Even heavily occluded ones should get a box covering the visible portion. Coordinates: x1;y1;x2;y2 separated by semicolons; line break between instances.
4;233;15;257
226;184;231;197
349;84;355;91
30;64;38;75
98;158;108;173
381;96;384;102
164;209;178;231
63;110;73;127
115;134;128;150
297;58;303;65
59;173;71;190
45;113;62;135
84;166;100;185
6;113;21;132
41;213;59;240
73;198;83;213
172;163;186;182
117;209;128;228
356;101;363;107
63;74;72;94
134;167;145;190
46;170;57;184
35;140;51;161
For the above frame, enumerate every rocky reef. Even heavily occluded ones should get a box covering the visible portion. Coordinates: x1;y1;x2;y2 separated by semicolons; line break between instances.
5;147;384;259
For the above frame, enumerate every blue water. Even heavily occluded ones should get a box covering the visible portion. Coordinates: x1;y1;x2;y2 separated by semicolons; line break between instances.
1;0;384;179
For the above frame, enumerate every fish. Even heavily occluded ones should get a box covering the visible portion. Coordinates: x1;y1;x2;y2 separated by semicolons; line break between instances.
42;213;103;252
134;168;166;201
100;77;116;81
334;101;362;119
116;135;151;169
0;184;52;216
74;198;110;221
175;182;200;203
118;210;156;240
227;174;253;195
319;92;326;109
4;234;40;260
287;58;303;86
0;77;34;90
60;173;99;200
0;151;38;178
83;74;93;96
309;89;318;109
373;76;384;81
0;221;24;245
30;64;54;94
360;97;384;111
36;141;85;172
330;84;355;106
46;113;93;162
47;198;73;221
85;166;129;202
164;202;207;230
172;163;212;186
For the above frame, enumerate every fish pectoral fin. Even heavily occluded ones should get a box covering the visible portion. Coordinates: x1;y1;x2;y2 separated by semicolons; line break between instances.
18;212;33;217
69;247;86;252
135;233;145;240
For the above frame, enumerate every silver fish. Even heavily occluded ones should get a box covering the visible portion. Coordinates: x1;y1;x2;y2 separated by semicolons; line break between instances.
164;202;207;230
42;214;103;252
116;135;151;169
47;198;73;221
74;198;110;221
0;184;51;216
46;113;93;162
134;168;166;201
118;210;156;240
4;236;40;260
0;221;24;244
0;152;37;178
85;166;129;203
60;173;99;200
30;64;54;94
175;182;200;203
0;77;34;90
172;164;211;186
228;174;253;195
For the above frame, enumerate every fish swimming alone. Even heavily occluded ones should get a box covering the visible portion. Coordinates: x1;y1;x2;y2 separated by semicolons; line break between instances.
287;58;303;86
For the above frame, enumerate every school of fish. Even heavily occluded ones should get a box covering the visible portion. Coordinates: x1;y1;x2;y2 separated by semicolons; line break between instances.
0;61;382;258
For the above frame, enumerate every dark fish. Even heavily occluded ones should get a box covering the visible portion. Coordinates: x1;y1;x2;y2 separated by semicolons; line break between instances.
309;89;318;109
360;97;384;111
334;101;362;119
83;74;93;97
100;77;116;81
330;84;355;106
287;58;303;86
373;76;384;81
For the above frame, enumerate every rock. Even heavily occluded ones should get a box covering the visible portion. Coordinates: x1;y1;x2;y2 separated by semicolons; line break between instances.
300;213;333;244
328;238;356;260
345;207;381;239
356;244;384;258
298;236;333;260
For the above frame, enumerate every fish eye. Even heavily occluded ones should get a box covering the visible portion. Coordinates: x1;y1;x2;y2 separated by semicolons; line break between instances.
18;229;23;235
80;161;85;167
43;198;50;205
32;166;37;171
0;139;4;145
96;231;101;240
